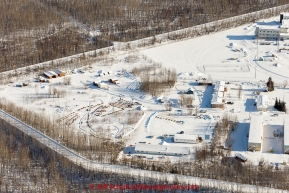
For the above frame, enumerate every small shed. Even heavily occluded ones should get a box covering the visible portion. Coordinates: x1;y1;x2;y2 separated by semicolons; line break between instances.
38;76;45;82
109;79;120;84
55;69;65;77
186;88;194;94
235;153;247;162
94;81;109;90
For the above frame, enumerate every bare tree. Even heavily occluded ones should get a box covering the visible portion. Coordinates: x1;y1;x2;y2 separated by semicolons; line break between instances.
238;85;243;100
63;77;72;85
283;79;288;88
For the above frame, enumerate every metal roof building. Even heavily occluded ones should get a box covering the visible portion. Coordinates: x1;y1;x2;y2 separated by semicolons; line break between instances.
211;81;226;108
44;71;58;79
173;134;199;144
248;113;263;151
135;143;190;156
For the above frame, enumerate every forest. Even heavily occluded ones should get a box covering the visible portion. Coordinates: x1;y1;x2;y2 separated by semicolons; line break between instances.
0;0;288;72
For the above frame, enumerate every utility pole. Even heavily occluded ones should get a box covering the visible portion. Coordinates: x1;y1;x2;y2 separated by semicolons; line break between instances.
277;37;279;52
256;36;259;79
256;35;259;61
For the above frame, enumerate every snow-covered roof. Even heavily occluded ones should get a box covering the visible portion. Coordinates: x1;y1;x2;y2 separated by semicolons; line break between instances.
135;144;190;155
255;95;268;109
214;81;225;92
44;71;57;77
248;113;263;144
55;69;64;74
235;153;247;161
211;92;223;104
211;81;225;104
284;119;289;146
174;134;198;141
257;25;280;30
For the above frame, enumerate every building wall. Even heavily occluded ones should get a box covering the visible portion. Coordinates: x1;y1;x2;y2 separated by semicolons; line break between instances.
256;27;280;38
257;107;267;112
284;145;289;154
135;149;188;156
212;104;224;108
174;138;197;144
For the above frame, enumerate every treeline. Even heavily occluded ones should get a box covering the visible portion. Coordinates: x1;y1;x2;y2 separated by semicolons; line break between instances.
0;0;110;73
0;98;124;164
274;98;287;112
1;0;289;73
41;0;289;42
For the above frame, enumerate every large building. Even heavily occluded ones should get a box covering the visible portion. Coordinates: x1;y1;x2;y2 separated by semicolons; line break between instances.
248;113;288;154
211;81;226;108
255;13;289;40
134;143;190;156
173;134;199;144
248;114;263;151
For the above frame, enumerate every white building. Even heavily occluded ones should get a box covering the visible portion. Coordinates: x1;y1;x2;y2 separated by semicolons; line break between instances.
211;81;226;108
284;119;289;154
134;144;190;156
214;81;225;92
248;114;263;151
281;13;289;21
255;95;268;112
256;13;289;40
173;134;199;144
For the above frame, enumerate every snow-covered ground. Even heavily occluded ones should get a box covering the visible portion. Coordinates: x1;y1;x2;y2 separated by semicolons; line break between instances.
1;15;289;166
140;17;289;82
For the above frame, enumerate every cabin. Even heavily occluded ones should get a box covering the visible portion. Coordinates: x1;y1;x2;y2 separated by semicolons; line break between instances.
44;71;58;79
55;69;65;77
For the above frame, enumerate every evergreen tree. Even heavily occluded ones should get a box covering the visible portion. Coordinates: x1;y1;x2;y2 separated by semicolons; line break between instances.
267;77;274;91
274;98;278;109
282;102;287;113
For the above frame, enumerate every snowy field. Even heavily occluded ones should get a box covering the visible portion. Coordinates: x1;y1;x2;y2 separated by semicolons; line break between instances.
1;16;289;166
140;17;289;83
